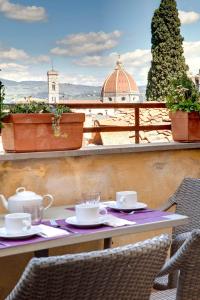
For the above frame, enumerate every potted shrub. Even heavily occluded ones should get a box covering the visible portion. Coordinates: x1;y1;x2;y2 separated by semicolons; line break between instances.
0;98;85;152
166;74;200;142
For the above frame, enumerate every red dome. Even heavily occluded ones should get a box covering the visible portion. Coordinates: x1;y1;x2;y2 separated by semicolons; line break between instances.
101;58;139;97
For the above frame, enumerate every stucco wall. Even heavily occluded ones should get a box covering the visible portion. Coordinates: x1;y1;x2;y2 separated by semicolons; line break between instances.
0;148;200;298
1;149;200;212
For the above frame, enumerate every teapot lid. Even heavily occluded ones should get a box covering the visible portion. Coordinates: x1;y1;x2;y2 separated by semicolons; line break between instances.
9;187;42;201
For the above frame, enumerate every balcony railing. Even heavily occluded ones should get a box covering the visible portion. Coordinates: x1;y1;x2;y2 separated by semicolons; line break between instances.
64;102;171;144
2;102;171;144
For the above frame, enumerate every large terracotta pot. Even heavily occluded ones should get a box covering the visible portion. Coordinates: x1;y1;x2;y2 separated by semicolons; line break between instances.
170;111;200;142
2;113;85;152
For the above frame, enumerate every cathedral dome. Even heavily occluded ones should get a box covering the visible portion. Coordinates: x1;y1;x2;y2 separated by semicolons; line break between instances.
101;57;139;99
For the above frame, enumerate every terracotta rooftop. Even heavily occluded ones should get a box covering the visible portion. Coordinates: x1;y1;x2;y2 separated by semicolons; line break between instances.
86;108;172;146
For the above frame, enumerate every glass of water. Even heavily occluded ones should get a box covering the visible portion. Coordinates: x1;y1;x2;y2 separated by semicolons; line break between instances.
81;192;101;205
23;205;43;225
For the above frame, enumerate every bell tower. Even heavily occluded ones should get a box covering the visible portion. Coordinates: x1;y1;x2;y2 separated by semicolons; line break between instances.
47;69;59;103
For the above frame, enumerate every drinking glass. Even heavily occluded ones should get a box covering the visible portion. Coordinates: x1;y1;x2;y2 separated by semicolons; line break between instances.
23;205;43;225
81;192;101;205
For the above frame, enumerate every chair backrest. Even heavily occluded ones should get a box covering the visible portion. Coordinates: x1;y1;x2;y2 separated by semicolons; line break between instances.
6;234;170;300
169;178;200;237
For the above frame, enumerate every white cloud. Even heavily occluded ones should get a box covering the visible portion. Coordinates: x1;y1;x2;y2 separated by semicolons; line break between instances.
0;62;46;81
75;49;151;67
75;53;117;67
74;49;151;85
1;40;199;87
183;40;200;74
0;0;47;22
0;47;29;60
74;40;200;85
0;62;30;81
179;10;200;24
0;46;50;82
51;31;122;56
0;47;50;64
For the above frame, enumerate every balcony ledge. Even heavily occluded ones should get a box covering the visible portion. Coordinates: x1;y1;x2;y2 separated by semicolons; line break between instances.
1;142;200;162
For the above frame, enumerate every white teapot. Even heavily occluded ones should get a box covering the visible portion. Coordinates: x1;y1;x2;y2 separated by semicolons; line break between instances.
0;187;54;213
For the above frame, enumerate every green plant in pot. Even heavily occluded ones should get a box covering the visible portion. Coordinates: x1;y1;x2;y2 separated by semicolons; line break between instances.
166;74;200;142
1;100;85;153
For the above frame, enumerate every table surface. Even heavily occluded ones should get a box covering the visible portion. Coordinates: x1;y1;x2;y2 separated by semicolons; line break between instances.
0;205;188;258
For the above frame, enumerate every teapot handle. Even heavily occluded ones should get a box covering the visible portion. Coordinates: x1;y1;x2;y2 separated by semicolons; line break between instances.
16;187;26;193
43;194;54;210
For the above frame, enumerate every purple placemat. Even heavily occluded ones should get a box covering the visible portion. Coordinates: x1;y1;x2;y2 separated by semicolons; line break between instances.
0;210;172;250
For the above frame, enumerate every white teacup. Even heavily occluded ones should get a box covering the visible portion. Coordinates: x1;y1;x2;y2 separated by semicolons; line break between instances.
116;191;138;209
75;203;107;224
5;213;31;234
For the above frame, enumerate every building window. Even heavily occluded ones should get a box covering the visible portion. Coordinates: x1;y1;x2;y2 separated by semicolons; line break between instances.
109;97;112;101
52;82;56;91
121;97;126;101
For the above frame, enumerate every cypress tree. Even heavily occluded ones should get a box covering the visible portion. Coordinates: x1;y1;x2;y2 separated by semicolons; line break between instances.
146;0;188;101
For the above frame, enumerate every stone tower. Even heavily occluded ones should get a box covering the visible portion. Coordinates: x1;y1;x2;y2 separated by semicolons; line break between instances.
47;69;59;103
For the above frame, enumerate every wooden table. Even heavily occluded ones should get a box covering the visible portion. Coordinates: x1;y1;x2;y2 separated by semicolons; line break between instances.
0;205;188;258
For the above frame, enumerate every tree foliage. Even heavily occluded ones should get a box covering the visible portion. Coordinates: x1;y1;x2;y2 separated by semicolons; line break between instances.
146;0;188;101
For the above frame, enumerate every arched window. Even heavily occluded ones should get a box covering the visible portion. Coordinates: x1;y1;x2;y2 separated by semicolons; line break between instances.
108;97;112;101
121;97;126;101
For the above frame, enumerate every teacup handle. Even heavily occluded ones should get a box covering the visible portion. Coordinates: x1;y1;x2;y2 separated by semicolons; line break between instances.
22;219;31;232
100;207;107;215
43;194;54;210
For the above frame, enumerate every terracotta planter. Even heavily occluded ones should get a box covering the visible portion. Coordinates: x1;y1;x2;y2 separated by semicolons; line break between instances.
2;113;85;152
170;111;200;142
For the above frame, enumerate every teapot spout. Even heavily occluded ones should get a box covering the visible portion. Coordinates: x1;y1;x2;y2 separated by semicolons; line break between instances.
0;194;8;210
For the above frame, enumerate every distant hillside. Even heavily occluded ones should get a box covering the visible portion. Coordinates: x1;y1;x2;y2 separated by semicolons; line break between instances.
0;78;146;102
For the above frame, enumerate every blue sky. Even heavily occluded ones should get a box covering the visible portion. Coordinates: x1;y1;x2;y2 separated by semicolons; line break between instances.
0;0;200;86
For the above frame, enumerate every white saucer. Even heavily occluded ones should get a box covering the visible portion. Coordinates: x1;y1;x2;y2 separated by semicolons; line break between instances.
107;201;147;212
0;226;41;239
66;216;106;228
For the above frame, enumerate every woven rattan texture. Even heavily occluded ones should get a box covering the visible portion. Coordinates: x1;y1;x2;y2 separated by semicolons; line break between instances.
155;178;200;290
152;230;200;300
6;234;170;300
151;289;176;300
169;178;200;237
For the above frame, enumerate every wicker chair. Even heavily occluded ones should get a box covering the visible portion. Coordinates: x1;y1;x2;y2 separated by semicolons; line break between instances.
154;177;200;290
6;234;170;300
151;230;200;300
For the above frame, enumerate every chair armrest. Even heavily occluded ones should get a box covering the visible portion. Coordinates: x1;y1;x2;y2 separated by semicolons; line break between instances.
158;230;199;277
157;201;175;212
